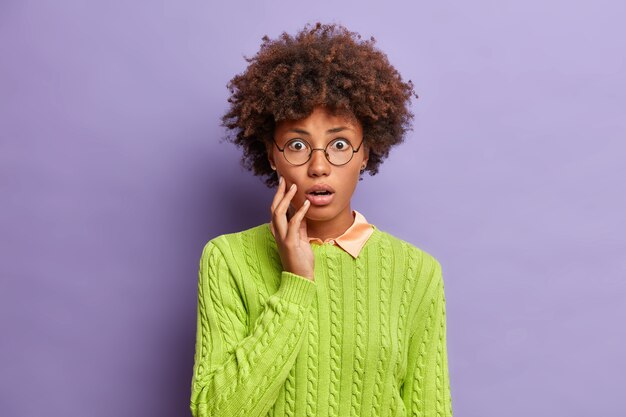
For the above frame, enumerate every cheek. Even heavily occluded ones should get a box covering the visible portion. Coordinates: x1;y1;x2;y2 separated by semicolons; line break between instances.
344;170;361;194
281;176;295;191
281;177;305;202
280;169;304;189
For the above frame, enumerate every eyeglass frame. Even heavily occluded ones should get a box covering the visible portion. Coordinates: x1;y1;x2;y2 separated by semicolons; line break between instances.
271;137;365;166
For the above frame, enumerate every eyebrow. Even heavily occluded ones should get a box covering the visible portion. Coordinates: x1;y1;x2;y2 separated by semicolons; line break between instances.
286;126;353;135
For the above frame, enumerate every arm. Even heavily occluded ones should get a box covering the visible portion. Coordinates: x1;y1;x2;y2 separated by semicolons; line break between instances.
402;258;453;417
189;240;316;417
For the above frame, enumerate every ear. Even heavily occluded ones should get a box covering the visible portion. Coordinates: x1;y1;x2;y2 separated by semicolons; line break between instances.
266;141;276;170
361;143;369;169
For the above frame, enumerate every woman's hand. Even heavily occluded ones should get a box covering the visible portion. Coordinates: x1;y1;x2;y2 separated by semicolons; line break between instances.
271;176;315;281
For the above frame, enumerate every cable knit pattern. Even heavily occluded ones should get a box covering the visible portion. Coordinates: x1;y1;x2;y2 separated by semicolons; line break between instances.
350;253;367;417
372;236;392;417
327;250;342;417
242;228;264;308
190;222;453;417
284;363;296;416
411;296;435;416
394;243;421;380
305;294;319;417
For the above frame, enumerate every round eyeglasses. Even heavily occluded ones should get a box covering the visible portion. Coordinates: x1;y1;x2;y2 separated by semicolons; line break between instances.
272;137;364;166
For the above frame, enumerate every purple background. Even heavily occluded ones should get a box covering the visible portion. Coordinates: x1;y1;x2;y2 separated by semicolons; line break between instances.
1;1;625;416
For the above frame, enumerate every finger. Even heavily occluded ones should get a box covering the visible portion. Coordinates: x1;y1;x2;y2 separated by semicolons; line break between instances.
287;198;310;244
270;219;277;238
274;183;298;240
270;176;285;214
277;183;297;216
298;207;309;242
270;177;287;237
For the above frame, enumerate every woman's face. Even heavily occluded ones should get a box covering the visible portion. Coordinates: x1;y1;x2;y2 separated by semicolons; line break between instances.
267;106;369;222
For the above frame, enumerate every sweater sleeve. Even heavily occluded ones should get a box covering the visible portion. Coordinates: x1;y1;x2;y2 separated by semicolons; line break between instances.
402;258;453;417
189;240;316;417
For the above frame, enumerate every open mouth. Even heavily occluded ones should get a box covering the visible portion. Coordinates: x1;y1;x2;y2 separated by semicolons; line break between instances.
305;191;335;206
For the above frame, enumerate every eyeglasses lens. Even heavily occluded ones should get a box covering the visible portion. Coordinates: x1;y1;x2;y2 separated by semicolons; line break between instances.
283;139;353;165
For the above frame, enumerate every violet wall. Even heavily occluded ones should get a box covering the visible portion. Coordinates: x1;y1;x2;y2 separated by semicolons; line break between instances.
1;1;625;416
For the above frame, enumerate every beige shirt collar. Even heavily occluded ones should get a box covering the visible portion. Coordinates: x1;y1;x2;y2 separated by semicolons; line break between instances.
269;209;374;258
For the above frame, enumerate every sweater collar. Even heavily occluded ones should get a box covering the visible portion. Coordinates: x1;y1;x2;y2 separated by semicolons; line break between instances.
269;209;374;259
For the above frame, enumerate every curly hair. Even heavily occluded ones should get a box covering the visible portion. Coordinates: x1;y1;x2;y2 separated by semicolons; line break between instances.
220;21;419;188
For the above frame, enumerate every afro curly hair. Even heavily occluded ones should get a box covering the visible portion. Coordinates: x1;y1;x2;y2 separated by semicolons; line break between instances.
220;21;419;188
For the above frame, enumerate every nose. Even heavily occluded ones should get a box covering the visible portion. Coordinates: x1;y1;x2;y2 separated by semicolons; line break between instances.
307;148;331;177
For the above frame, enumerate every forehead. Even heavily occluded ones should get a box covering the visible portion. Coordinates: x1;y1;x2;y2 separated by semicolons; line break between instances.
275;106;361;133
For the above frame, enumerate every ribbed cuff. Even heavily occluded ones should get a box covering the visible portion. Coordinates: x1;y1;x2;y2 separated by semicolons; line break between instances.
274;271;316;307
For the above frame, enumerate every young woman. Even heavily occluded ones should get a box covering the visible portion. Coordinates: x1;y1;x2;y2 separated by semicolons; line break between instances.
190;22;453;417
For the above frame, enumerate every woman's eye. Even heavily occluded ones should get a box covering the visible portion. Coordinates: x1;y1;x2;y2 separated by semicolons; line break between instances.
330;139;350;151
287;140;307;151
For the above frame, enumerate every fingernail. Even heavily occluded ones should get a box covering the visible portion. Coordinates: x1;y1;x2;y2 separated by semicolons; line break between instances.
279;177;283;184
290;184;295;190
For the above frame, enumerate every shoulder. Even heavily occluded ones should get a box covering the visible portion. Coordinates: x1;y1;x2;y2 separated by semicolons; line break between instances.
199;223;273;264
373;228;447;315
371;226;442;272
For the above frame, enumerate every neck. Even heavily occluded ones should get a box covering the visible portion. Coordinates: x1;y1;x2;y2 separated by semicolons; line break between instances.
288;205;355;242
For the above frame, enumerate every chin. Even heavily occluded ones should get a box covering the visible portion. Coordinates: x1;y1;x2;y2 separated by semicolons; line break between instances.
304;206;338;220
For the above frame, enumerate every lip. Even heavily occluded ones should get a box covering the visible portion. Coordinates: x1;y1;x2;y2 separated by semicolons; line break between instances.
304;183;335;206
305;183;336;194
305;192;334;206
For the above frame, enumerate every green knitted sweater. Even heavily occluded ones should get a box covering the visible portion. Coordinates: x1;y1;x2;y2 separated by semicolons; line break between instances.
190;222;453;417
